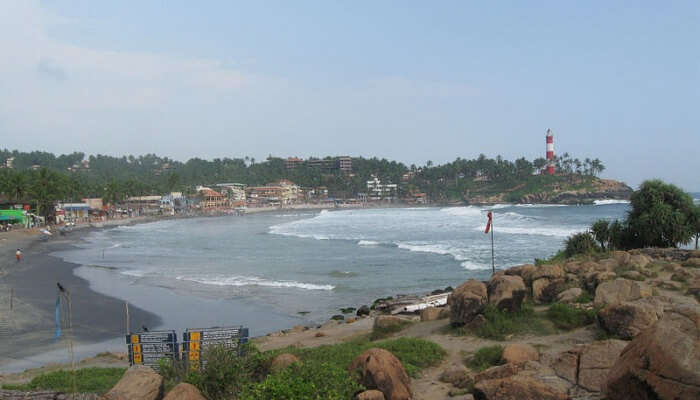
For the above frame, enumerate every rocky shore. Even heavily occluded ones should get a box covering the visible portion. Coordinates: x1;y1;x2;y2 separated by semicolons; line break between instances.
2;247;698;399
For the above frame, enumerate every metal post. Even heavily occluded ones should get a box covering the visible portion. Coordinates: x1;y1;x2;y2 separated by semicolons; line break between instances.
9;288;13;311
491;218;495;275
125;302;130;334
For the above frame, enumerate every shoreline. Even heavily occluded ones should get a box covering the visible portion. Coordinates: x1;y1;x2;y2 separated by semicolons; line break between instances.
0;222;161;373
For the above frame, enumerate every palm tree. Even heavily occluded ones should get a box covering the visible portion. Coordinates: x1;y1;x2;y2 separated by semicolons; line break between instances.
8;173;26;202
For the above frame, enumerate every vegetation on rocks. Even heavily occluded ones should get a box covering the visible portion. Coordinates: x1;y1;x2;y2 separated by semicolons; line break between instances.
546;303;597;330
466;345;504;372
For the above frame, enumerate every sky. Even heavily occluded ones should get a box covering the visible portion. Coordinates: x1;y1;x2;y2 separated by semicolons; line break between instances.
0;1;698;190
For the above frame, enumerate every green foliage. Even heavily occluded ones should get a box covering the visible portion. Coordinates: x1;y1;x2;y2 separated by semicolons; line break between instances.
535;250;567;265
564;232;600;258
243;362;361;400
160;338;444;400
465;346;504;372
370;320;412;341
625;180;696;248
1;368;125;394
573;292;594;303
546;303;597;330
591;219;610;250
473;304;553;340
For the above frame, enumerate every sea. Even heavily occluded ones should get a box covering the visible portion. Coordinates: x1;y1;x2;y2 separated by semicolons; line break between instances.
52;200;643;340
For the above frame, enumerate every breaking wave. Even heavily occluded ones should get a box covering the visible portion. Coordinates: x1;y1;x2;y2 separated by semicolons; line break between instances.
176;275;335;291
594;199;631;205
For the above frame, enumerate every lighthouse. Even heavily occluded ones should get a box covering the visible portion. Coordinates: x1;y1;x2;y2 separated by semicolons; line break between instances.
546;128;555;175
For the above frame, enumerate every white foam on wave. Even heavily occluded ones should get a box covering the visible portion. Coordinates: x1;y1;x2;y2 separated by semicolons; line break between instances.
122;269;148;277
482;226;584;238
594;199;631;205
440;207;483;217
358;240;380;246
460;260;490;270
515;203;568;208
176;275;334;291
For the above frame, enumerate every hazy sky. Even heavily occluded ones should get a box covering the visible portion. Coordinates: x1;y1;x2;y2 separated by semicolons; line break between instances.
1;1;698;190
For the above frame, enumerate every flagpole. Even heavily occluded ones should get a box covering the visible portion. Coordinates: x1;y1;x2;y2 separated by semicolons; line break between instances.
491;217;495;275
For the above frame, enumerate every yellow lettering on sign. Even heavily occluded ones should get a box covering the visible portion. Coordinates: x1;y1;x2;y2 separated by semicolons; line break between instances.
132;344;141;354
189;341;200;351
190;332;201;341
133;353;142;364
189;351;200;361
131;334;139;344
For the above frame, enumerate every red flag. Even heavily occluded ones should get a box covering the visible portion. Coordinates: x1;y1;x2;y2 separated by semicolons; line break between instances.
484;211;493;234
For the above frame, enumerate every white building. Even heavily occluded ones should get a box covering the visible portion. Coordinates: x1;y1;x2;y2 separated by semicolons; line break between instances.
367;176;397;201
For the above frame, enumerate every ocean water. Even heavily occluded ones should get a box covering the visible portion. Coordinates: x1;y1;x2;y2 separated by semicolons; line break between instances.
53;201;636;336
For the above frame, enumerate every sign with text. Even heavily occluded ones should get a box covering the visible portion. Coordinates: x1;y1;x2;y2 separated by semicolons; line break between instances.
183;326;249;367
126;330;178;370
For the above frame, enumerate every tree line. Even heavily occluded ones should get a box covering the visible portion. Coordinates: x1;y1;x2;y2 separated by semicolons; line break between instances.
1;149;607;217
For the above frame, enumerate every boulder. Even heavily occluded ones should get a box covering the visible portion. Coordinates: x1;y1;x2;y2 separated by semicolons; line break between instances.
583;270;617;291
505;264;537;285
686;257;700;268
598;258;619;272
419;307;444;321
604;305;700;400
658;280;683;291
597;298;664;339
439;365;474;389
629;254;651;270
474;363;520;383
349;348;412;400
539;279;570;303
448;280;488;326
356;390;386;400
501;344;539;365
620;270;644;281
531;264;564;281
577;339;629;392
473;375;568;400
103;365;163;400
486;275;526;312
594;278;652;306
556;287;583;303
612;250;631;265
270;353;301;373
163;383;206;400
532;278;550;304
551;340;628;392
357;305;371;316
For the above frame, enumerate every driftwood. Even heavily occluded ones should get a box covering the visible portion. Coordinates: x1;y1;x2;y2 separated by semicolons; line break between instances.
374;292;451;315
0;390;99;400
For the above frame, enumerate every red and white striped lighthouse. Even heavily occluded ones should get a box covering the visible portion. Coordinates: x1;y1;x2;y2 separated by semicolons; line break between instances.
546;128;555;175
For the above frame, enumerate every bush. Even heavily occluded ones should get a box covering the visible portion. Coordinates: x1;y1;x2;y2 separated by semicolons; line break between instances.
573;292;593;303
591;219;610;250
466;346;504;372
243;362;361;400
564;232;600;258
473;304;553;340
370;319;412;341
1;368;125;394
546;303;597;330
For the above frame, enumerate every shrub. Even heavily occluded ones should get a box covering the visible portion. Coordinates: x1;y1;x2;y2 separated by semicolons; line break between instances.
370;319;412;341
473;304;553;340
1;368;125;394
591;219;610;250
564;232;600;258
573;292;594;303
546;303;597;330
466;346;504;372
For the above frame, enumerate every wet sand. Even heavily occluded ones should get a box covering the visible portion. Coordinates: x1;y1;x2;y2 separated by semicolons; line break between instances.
0;229;159;373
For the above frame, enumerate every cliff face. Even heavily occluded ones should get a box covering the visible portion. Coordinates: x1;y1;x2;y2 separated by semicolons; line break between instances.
465;178;633;205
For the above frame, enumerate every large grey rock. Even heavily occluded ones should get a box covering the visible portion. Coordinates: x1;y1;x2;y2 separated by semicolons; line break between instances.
597;298;664;339
103;365;163;400
604;305;700;400
486;275;526;311
448;280;488;326
349;348;412;400
594;278;652;306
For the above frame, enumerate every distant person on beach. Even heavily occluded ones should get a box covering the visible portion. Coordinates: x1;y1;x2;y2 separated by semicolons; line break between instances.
16;248;22;262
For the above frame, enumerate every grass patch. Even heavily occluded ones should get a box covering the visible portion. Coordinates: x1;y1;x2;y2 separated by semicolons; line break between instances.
465;345;504;372
161;337;445;400
546;303;597;330
370;320;412;341
573;292;594;303
472;304;554;340
2;368;126;394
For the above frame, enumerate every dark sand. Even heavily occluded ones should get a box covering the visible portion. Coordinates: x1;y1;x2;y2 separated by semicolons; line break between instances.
0;229;159;372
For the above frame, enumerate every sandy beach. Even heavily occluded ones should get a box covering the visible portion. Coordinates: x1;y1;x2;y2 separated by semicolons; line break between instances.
0;224;160;373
